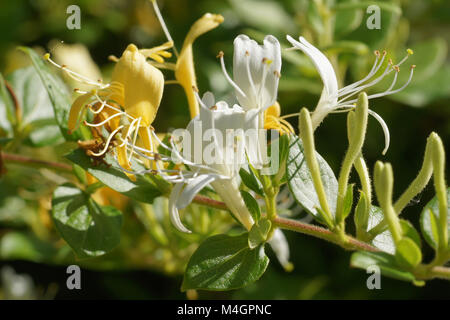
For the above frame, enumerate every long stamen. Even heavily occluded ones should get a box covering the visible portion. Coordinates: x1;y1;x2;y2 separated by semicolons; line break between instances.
368;109;390;155
128;117;142;161
44;54;106;88
192;86;211;111
84;112;123;127
118;118;140;147
338;60;393;104
338;50;386;95
217;51;247;98
90;125;123;156
150;0;179;57
343;65;415;104
245;51;258;98
257;58;271;109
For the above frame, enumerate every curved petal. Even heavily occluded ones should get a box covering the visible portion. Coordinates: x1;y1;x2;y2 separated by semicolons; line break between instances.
268;229;293;271
233;35;281;111
286;35;338;102
175;13;224;118
177;174;217;209
169;183;192;233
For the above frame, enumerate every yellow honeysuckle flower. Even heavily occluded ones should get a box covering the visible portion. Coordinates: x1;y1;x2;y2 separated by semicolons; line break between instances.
45;42;172;181
175;13;224;119
264;102;295;135
150;0;223;119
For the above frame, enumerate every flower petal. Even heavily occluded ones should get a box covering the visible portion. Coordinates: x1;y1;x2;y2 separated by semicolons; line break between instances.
233;35;281;111
286;35;338;102
169;182;192;233
268;229;293;272
177;174;217;209
175;13;224;118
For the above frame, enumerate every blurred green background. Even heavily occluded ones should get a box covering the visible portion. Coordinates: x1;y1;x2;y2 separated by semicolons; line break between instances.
0;0;449;299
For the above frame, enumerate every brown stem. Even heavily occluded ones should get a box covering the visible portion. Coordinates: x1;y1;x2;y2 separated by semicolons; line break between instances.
273;216;380;252
2;153;72;172
192;195;228;211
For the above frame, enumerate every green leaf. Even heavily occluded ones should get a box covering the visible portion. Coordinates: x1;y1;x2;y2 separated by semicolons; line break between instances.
51;183;123;258
367;206;421;254
228;0;296;34
342;183;354;220
240;190;261;221
239;167;264;196
0;73;14;134
0;232;59;263
248;219;271;249
287;135;338;223
389;39;448;107
334;0;364;37
395;237;422;269
3;66;65;146
333;1;402;15
420;188;450;249
350;251;416;283
182;233;269;291
399;220;422;249
20;47;83;141
66;148;162;203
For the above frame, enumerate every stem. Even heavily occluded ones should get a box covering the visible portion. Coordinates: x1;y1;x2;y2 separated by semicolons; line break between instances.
2;153;73;172
273;216;379;252
192;195;228;211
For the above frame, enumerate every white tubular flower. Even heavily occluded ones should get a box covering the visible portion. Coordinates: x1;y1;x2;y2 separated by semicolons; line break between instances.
268;229;293;272
167;91;255;233
217;34;281;167
286;35;416;155
232;35;282;111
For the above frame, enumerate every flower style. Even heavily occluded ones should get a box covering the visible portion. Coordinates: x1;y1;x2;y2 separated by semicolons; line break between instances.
286;35;415;154
45;42;172;180
166;91;256;233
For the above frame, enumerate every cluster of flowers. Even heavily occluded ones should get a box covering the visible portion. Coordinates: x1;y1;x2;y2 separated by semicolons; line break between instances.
44;0;414;238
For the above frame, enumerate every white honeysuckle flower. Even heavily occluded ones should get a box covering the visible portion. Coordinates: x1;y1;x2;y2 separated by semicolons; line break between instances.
217;34;282;167
166;91;256;233
286;35;415;154
268;229;293;272
232;35;282;111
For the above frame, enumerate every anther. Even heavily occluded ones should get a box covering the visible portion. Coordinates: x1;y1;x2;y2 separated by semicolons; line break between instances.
407;48;414;55
43;53;50;60
394;66;400;72
245;51;249;56
192;85;199;92
274;70;281;78
374;50;380;57
216;51;224;59
411;65;416;69
108;55;119;62
382;50;387;56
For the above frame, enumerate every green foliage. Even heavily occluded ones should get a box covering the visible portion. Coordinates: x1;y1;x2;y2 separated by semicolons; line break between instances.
248;219;271;249
420;188;450;249
287;135;338;224
182;233;269;291
240;190;261;221
351;251;416;283
66;148;164;204
20;47;85;141
51;183;123;258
